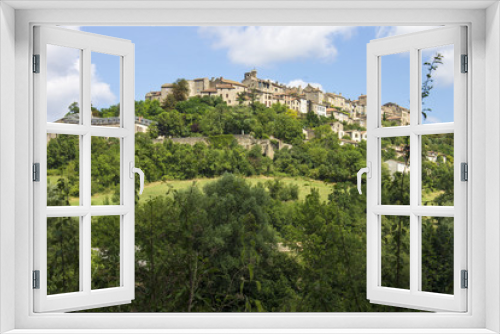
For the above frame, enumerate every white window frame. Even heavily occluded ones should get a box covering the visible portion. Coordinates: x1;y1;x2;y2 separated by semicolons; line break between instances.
33;26;136;313
1;1;498;333
366;26;467;312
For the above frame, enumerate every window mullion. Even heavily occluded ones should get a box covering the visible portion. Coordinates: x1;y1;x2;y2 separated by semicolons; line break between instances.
409;47;420;294
82;48;92;294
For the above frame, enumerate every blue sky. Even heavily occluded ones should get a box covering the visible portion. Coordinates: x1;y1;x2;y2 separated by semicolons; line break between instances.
48;26;454;124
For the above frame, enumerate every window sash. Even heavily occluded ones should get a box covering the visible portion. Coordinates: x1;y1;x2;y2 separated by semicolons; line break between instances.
33;26;136;313
366;26;467;312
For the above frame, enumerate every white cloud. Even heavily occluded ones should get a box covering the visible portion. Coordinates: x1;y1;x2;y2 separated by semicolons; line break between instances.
376;26;454;88
423;45;454;88
46;43;116;122
287;79;323;91
376;26;440;38
199;26;355;67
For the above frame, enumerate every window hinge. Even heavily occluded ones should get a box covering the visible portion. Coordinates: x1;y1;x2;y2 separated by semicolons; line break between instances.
33;54;40;73
33;270;40;289
461;54;468;73
461;270;468;289
461;162;468;181
33;163;40;182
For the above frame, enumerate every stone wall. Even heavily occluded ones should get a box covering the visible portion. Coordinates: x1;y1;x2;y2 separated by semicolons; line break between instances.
153;134;291;160
153;137;209;145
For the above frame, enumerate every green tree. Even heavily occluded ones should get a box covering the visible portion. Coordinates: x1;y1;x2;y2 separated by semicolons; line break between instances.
156;110;188;137
421;53;443;120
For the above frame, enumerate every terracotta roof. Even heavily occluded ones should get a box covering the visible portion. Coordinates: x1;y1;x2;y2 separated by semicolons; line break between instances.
220;78;247;87
216;84;234;89
327;93;346;100
201;88;217;93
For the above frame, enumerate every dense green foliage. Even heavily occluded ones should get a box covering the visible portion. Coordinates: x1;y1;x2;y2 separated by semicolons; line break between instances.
45;94;455;312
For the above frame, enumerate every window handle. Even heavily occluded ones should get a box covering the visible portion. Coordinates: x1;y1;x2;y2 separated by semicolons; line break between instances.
357;162;371;195
129;162;145;195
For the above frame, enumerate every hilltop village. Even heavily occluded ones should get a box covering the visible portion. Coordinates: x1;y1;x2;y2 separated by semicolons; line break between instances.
146;70;411;142
54;70;415;174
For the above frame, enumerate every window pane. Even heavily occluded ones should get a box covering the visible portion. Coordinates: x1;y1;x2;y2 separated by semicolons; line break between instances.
91;215;121;290
47;216;80;295
421;134;454;206
381;215;410;290
420;45;454;124
381;137;410;205
47;134;80;206
47;44;81;124
91;137;121;205
421;216;453;294
380;52;410;127
91;52;121;125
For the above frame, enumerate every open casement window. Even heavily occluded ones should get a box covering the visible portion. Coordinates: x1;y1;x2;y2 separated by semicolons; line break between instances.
33;26;139;312
364;26;467;312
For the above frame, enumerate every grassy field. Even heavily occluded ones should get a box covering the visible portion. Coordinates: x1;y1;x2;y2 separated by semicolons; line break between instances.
49;174;448;207
51;176;336;206
139;176;335;204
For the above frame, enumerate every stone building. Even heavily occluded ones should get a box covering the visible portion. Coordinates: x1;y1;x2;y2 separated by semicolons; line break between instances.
199;77;247;106
309;102;327;117
384;159;410;176
242;69;286;95
331;121;344;137
330;109;351;123
303;84;324;104
146;73;410;125
382;102;410;126
325;92;348;110
241;70;287;107
190;78;210;96
160;83;174;102
358;94;367;106
145;91;161;102
353;116;367;128
343;130;366;143
295;98;309;114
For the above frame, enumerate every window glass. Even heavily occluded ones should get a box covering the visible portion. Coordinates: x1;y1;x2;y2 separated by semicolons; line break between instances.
90;52;121;124
421;216;454;295
421;134;454;206
47;217;80;295
91;137;121;205
47;134;80;206
381;52;410;127
420;45;454;124
46;44;82;124
381;137;410;205
381;215;410;290
91;215;121;290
